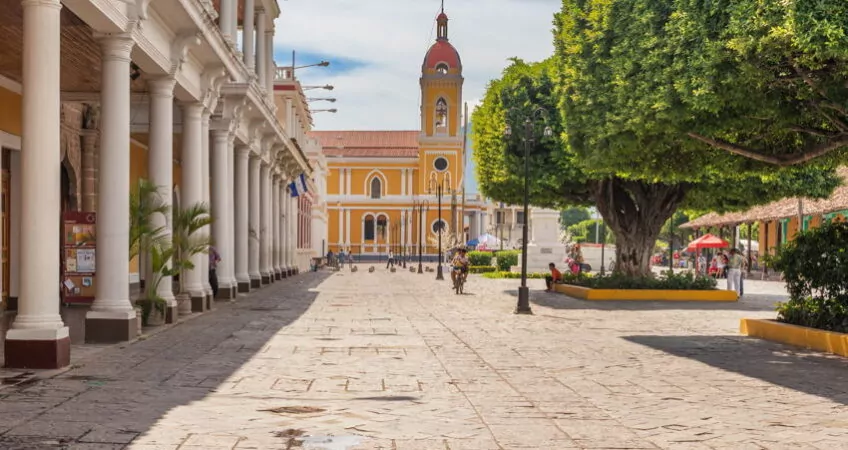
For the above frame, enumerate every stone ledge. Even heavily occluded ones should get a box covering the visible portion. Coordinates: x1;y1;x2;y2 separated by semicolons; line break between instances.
553;284;738;302
740;318;848;357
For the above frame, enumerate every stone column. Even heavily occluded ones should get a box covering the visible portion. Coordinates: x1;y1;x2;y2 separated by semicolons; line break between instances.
226;134;237;294
280;179;289;275
180;103;206;312
243;0;255;71
200;111;213;304
219;0;236;42
265;30;275;97
247;154;261;287
290;194;298;273
256;9;267;89
210;129;236;299
81;129;98;212
273;175;282;278
85;32;137;342
259;162;271;284
235;146;251;292
146;77;177;318
87;35;137;342
5;0;70;369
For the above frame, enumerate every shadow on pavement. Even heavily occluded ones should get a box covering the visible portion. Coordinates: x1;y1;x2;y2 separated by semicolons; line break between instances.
623;334;848;406
528;291;784;312
0;271;334;449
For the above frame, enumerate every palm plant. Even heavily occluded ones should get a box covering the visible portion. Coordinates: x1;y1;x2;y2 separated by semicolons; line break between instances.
129;179;171;324
172;202;213;296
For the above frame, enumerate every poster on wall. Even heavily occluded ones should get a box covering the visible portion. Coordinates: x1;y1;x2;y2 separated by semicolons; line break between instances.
61;212;96;304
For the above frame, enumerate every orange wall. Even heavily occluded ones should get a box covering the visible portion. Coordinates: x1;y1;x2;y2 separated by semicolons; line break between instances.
0;87;21;136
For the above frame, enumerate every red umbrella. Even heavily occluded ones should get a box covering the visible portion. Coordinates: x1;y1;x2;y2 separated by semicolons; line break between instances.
687;233;729;251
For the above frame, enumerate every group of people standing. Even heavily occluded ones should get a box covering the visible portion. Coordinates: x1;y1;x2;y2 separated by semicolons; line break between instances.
698;248;745;295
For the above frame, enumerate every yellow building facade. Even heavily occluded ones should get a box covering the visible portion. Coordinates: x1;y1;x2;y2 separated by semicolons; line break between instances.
312;10;489;259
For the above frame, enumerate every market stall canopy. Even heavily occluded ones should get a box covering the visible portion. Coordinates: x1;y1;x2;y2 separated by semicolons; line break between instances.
687;233;730;251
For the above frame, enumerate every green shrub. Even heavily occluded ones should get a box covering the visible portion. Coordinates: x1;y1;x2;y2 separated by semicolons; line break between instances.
482;271;547;279
562;270;717;290
468;251;493;266
469;265;497;274
772;221;848;333
494;250;520;271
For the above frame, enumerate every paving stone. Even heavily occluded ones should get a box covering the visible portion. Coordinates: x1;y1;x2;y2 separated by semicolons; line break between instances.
0;271;845;448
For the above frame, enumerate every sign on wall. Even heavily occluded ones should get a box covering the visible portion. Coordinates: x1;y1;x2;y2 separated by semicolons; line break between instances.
61;212;96;304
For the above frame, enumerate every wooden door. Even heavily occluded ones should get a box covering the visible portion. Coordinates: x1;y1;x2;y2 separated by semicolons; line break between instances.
2;150;10;305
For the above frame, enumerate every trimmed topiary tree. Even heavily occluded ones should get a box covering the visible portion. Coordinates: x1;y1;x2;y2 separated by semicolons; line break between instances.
468;251;494;267
495;250;520;272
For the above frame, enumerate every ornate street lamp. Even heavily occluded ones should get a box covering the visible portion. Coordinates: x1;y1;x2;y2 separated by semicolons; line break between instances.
503;107;553;315
428;175;450;281
414;199;430;274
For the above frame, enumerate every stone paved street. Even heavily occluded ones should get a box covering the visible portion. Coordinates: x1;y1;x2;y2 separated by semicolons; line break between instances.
1;267;847;449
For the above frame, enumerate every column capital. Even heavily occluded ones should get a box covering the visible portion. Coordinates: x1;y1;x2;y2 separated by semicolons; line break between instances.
95;33;135;62
148;77;176;98
180;101;204;118
22;0;62;10
235;145;251;158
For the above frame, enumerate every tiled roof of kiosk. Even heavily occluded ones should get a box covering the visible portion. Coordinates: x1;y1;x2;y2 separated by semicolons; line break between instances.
312;131;419;158
680;167;848;228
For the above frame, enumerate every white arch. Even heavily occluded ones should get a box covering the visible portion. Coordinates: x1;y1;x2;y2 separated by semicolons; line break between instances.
363;169;388;198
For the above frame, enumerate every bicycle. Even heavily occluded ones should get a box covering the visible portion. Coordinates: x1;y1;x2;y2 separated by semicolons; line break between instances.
452;268;466;294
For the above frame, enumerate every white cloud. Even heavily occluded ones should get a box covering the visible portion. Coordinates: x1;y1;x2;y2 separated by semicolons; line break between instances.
274;0;560;130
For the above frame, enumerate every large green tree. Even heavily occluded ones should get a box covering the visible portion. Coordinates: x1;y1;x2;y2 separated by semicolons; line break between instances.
473;56;839;277
556;0;848;166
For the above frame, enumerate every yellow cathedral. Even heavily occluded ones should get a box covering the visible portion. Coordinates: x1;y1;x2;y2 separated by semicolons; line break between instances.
312;8;490;260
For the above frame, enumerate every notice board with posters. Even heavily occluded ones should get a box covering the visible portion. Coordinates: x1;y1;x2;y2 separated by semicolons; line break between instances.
61;212;96;304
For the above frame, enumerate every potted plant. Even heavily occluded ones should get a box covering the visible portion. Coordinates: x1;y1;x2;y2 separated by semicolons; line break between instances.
129;179;171;326
172;202;213;315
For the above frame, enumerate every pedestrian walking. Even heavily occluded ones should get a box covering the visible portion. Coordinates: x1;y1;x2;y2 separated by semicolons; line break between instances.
208;246;221;297
386;250;395;269
726;248;744;296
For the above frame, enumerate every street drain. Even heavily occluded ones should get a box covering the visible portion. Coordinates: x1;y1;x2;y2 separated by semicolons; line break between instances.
353;395;419;402
261;406;326;414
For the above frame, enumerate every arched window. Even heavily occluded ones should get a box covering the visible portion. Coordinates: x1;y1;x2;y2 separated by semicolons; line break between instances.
364;215;375;241
370;177;382;199
435;98;448;133
377;216;387;240
436;63;449;75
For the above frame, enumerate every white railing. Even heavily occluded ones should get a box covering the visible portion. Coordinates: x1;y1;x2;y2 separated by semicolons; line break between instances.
275;66;294;82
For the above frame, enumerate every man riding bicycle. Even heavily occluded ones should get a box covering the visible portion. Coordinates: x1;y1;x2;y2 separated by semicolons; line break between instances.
450;247;470;288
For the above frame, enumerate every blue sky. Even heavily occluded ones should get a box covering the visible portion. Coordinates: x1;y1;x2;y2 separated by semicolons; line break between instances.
273;0;561;131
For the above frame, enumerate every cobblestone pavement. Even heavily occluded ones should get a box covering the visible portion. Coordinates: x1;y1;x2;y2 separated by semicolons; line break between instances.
1;266;847;449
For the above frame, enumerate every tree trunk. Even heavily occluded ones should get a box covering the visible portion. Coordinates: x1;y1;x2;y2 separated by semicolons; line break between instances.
593;178;690;278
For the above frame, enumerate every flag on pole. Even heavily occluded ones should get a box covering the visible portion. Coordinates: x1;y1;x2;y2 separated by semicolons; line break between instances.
289;173;309;197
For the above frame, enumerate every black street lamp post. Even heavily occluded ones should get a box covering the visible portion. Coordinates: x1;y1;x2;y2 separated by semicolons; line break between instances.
414;199;430;274
429;176;449;281
504;108;552;315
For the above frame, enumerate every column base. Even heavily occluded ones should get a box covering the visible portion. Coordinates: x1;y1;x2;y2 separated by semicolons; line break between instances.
261;274;270;285
165;304;178;324
216;282;237;300
191;294;206;313
274;269;282;280
280;269;288;279
4;327;71;369
238;281;251;293
85;311;138;344
250;277;261;289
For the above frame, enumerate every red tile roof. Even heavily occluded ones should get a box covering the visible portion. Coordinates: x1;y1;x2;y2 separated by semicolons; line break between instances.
311;131;419;158
424;40;461;69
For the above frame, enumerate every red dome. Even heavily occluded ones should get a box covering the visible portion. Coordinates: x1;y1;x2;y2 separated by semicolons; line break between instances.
437;12;448;21
423;40;461;69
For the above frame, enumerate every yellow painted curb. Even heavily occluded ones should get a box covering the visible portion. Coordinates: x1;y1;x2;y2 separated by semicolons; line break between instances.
740;319;848;357
553;284;738;302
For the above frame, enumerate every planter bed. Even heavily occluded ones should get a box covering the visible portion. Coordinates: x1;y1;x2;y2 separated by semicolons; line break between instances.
740;319;848;357
554;284;738;302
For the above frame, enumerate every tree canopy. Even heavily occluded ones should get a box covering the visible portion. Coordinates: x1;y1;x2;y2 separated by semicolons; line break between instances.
472;53;840;276
555;0;848;166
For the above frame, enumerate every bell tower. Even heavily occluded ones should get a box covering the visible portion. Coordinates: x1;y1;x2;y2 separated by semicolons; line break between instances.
419;3;464;198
